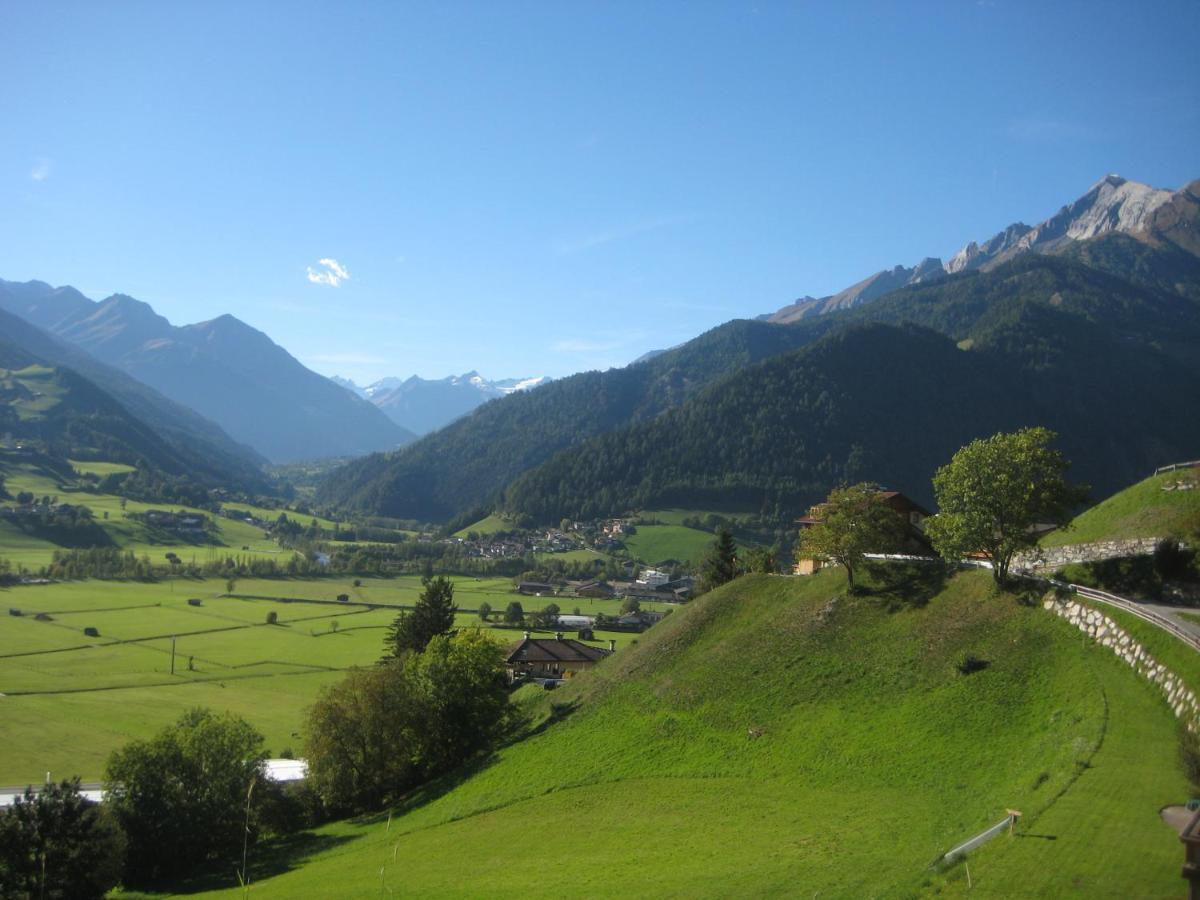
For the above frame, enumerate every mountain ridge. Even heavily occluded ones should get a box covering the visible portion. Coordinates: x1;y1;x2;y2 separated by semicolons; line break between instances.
767;174;1192;324
0;280;415;463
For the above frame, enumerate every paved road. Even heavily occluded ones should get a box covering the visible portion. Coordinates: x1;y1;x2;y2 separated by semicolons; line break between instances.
1134;601;1200;642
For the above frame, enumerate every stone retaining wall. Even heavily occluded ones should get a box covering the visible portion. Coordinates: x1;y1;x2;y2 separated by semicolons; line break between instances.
1044;593;1198;730
1018;537;1163;572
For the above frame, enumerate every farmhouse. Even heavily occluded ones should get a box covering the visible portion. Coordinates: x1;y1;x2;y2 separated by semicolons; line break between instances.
517;581;557;596
505;632;614;682
794;489;931;575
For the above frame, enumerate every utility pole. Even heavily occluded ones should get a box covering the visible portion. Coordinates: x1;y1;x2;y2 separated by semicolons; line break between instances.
170;636;177;675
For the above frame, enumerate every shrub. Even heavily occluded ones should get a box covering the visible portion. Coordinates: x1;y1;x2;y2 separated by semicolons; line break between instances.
1156;538;1198;582
266;611;278;625
306;629;516;813
84;626;99;637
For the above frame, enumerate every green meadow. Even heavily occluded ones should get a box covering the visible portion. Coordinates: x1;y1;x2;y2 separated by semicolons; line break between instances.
622;522;718;565
0;574;654;784
176;568;1191;898
453;513;514;537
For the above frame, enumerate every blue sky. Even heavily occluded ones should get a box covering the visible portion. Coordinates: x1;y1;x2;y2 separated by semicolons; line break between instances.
2;1;1198;383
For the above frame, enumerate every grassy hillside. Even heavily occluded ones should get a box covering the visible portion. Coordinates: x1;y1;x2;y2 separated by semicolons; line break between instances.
623;522;718;564
1042;467;1200;547
192;569;1190;897
452;513;514;537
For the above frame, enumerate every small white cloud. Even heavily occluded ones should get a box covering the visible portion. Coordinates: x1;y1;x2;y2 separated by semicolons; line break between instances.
306;257;350;287
30;159;52;182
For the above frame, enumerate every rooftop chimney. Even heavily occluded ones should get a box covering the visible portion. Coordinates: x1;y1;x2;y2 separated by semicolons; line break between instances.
523;631;531;640
608;639;616;652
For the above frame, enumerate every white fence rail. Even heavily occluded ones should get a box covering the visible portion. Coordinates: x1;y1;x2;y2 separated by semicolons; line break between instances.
942;813;1018;862
1155;460;1200;475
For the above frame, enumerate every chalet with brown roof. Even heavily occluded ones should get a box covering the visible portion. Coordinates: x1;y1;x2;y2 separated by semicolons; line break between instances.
505;633;614;683
517;581;557;596
794;489;932;576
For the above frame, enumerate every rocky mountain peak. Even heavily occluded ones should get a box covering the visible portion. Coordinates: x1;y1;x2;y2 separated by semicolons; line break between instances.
767;173;1192;324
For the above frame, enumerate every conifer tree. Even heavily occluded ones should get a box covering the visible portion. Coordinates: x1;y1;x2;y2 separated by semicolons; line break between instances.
384;575;458;657
698;528;739;593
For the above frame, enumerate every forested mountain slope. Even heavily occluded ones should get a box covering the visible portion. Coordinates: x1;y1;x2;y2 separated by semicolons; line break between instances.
0;307;268;491
501;254;1200;522
0;340;228;480
315;318;827;521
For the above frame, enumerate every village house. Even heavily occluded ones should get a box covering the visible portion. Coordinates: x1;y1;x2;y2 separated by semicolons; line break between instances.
517;581;557;596
793;489;931;576
635;568;671;588
504;632;614;683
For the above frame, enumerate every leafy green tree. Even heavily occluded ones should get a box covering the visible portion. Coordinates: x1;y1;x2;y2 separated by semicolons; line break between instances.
534;602;561;629
0;778;125;899
303;661;421;813
305;630;514;813
384;575;457;657
698;528;739;593
742;545;779;574
477;600;492;622
925;427;1088;586
503;600;525;625
619;596;641;615
798;483;907;588
104;708;266;886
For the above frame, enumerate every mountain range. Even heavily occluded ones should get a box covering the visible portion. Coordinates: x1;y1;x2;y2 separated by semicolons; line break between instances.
0;305;268;490
331;372;551;436
766;175;1186;323
319;174;1200;525
0;281;415;463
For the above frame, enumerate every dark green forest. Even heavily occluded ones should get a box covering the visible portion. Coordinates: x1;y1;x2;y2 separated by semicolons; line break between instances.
499;254;1200;523
315;317;825;520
